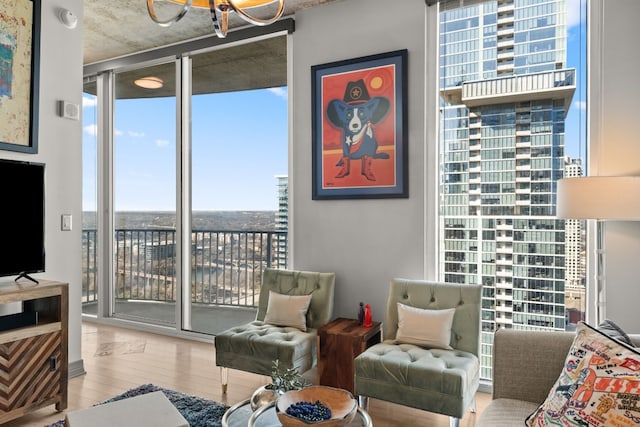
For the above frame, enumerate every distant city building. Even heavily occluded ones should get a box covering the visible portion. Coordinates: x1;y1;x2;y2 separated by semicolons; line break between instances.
439;0;577;379
275;175;288;268
563;157;585;323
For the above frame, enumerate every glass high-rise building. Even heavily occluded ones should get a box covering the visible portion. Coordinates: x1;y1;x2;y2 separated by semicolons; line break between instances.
275;175;288;269
562;157;585;324
438;0;576;379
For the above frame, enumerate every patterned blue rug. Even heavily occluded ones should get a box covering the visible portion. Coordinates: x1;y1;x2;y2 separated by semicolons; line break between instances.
46;384;229;427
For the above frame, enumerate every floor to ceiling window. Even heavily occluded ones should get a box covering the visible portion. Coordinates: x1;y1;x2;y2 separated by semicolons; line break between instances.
112;61;178;325
437;0;587;380
82;80;98;315
81;30;290;335
187;38;288;335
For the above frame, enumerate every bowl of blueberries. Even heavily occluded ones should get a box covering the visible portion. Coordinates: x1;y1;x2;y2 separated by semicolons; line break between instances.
275;385;358;427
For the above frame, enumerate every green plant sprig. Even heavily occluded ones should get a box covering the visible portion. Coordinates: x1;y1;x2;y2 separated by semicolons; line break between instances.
265;359;306;392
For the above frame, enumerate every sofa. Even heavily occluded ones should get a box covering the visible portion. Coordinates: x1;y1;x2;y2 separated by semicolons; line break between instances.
476;328;640;426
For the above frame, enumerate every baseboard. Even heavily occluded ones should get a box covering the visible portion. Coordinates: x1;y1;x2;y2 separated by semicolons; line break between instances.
68;359;86;379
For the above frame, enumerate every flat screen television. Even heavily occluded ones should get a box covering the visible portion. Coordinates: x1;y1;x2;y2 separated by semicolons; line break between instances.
0;159;45;282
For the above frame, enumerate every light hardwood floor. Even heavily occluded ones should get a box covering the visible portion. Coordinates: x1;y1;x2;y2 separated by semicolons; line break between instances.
5;322;490;427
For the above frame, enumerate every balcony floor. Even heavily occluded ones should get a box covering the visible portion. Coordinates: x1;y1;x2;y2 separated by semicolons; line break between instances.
83;301;258;335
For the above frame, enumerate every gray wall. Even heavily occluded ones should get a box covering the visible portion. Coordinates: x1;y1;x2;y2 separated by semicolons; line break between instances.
291;0;434;321
590;0;640;331
0;1;84;370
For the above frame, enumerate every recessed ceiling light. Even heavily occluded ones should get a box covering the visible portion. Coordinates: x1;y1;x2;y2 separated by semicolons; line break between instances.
134;76;164;89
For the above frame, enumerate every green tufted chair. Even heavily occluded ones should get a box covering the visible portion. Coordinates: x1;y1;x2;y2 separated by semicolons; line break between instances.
354;279;482;427
215;268;335;393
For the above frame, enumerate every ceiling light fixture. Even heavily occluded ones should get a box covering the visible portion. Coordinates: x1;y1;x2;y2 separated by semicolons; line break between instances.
146;0;285;38
134;76;164;89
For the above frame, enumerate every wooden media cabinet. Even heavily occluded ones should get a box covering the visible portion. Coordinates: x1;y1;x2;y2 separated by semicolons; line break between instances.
0;280;68;424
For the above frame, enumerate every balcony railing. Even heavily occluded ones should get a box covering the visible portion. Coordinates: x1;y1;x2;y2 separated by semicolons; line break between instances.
82;228;288;308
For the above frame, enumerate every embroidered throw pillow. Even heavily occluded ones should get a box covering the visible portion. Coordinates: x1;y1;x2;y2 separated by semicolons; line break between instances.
263;291;312;332
395;303;455;350
525;321;640;427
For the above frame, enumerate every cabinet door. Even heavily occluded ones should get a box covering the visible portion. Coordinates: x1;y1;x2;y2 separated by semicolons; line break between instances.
0;330;62;414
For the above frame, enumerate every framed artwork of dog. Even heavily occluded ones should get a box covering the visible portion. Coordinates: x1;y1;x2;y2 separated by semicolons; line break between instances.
311;49;408;200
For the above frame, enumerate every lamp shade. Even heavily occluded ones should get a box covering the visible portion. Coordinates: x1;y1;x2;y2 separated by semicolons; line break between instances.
556;176;640;220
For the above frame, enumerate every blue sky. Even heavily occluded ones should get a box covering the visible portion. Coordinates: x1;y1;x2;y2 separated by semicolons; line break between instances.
564;0;588;161
83;0;586;212
83;87;287;211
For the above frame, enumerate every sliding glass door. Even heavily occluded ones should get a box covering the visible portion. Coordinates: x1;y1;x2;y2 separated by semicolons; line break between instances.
81;34;289;334
112;62;177;325
186;37;288;335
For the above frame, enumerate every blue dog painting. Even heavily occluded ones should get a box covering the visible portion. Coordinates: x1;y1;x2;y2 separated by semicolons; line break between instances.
326;79;390;181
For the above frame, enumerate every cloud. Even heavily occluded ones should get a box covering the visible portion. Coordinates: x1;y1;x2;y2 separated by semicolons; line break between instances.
268;87;288;100
83;96;97;108
155;139;170;147
566;0;584;29
573;100;586;111
84;124;97;136
115;129;124;136
128;130;145;138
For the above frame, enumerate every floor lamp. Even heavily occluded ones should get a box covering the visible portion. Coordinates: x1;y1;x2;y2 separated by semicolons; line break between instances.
556;176;640;324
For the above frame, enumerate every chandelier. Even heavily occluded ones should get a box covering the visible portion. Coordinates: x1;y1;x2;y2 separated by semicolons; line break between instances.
146;0;285;38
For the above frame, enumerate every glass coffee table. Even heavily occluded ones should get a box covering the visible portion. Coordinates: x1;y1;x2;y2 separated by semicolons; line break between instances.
222;399;372;427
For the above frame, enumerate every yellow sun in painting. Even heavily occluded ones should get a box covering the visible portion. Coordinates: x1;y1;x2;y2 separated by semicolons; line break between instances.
370;76;383;90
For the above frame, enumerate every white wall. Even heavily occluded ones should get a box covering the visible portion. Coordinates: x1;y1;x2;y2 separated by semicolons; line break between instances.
590;0;640;331
291;0;432;321
0;1;84;372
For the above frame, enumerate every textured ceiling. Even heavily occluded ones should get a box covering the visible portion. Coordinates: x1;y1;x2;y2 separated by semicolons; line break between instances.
83;0;339;64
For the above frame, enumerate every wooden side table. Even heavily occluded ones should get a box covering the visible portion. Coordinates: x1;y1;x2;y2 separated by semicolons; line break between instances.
317;317;382;394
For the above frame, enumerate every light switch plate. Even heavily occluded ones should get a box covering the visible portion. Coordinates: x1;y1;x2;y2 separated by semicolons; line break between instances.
61;214;72;231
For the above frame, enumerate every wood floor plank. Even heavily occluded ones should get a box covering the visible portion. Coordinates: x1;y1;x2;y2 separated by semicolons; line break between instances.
3;322;490;427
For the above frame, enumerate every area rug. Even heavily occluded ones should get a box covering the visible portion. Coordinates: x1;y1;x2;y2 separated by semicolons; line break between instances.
45;384;229;427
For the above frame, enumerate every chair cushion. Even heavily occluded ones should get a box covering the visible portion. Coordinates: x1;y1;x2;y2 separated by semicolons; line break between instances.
384;279;482;355
264;291;312;331
396;303;455;350
355;341;479;398
215;321;317;376
257;269;335;330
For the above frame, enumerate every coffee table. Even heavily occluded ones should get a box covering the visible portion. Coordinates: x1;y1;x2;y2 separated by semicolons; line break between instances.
64;391;188;427
222;399;372;427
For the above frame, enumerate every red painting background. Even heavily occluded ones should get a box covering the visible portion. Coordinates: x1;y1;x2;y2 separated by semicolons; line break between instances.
320;64;397;189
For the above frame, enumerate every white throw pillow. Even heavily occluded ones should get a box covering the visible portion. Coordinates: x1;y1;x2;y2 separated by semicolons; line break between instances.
395;303;455;350
263;291;312;331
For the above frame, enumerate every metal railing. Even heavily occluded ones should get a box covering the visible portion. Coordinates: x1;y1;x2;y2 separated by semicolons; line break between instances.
81;229;288;308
